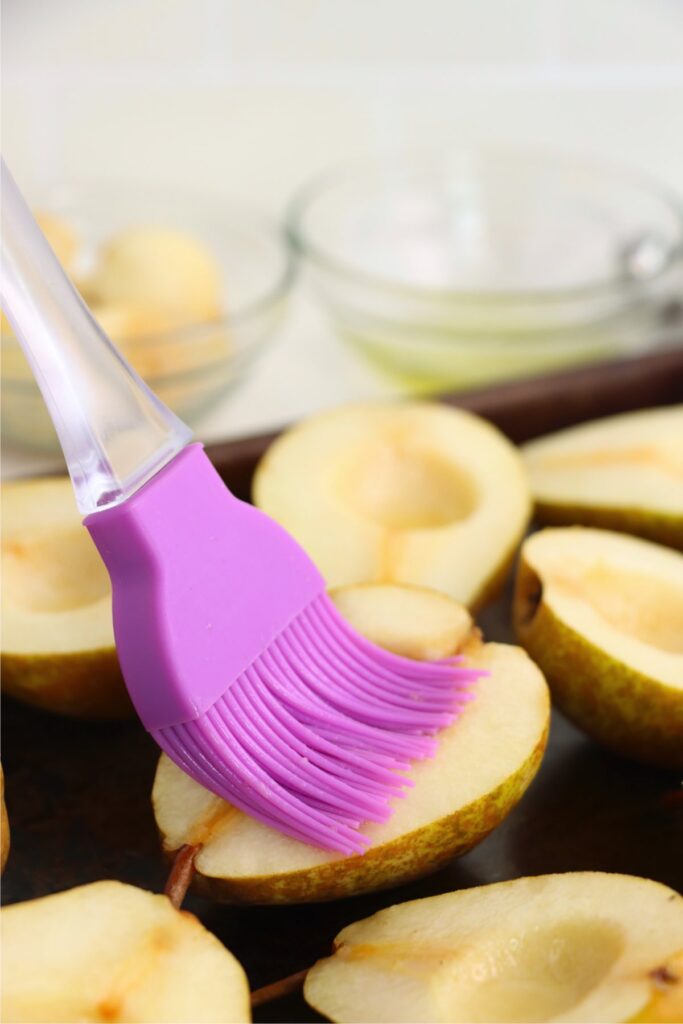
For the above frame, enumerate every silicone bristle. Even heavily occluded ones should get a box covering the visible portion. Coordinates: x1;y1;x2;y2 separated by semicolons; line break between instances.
155;592;486;854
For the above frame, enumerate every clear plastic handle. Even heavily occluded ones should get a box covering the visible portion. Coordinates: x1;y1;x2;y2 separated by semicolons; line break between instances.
0;159;192;515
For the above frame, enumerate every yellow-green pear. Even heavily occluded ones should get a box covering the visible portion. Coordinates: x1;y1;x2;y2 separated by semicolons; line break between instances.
253;402;531;610
514;526;683;769
87;227;222;325
523;406;683;550
153;583;549;904
1;477;129;719
1;881;250;1022
304;872;683;1024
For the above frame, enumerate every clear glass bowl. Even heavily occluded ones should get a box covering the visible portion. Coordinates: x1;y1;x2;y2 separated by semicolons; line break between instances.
2;182;294;451
288;148;683;389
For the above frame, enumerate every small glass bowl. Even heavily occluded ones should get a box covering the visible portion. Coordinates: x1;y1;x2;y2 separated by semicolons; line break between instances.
2;182;294;451
288;148;683;389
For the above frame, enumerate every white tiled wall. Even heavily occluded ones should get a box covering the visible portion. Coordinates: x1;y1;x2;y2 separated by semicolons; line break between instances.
4;0;682;202
2;0;682;469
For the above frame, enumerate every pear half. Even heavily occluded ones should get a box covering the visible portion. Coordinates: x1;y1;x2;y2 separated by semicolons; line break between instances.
304;872;683;1024
153;583;549;904
87;227;222;325
1;881;250;1023
253;402;531;609
523;406;683;550
1;477;129;719
514;527;683;769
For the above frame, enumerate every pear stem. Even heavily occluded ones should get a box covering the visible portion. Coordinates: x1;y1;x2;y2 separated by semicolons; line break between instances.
164;844;199;909
250;968;310;1007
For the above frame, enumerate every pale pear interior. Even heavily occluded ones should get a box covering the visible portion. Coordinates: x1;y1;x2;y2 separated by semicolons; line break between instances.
566;565;683;655
340;442;478;529
1;478;114;654
522;527;683;688
1;881;250;1024
330;584;474;661
253;402;530;605
3;528;110;613
304;873;683;1024
439;918;623;1023
523;406;683;513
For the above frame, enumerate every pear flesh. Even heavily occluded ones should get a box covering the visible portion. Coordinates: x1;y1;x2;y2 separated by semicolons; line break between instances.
514;526;683;769
253;402;531;609
153;583;549;903
1;881;251;1023
522;406;683;550
87;227;222;325
304;872;683;1024
1;477;129;719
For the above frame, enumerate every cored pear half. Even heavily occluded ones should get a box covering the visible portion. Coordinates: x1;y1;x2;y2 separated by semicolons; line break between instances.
514;527;683;769
253;402;531;609
153;583;549;903
1;477;129;718
304;872;683;1024
523;406;683;550
1;881;250;1023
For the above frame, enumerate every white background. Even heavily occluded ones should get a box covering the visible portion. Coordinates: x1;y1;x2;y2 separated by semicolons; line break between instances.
2;0;682;470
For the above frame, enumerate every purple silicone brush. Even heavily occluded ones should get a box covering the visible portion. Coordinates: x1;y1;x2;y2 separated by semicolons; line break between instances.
0;161;482;854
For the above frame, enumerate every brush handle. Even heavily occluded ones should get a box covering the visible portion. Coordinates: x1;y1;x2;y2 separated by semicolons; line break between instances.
0;159;192;515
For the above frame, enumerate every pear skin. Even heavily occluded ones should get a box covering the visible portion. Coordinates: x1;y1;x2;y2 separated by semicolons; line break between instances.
523;406;683;552
534;501;683;553
514;534;683;770
1;649;129;720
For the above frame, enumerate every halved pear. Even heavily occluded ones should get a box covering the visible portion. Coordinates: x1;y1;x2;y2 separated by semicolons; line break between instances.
253;402;531;609
1;765;9;873
331;582;475;660
1;477;129;719
87;227;222;325
514;527;683;769
304;872;683;1024
1;881;251;1023
153;583;549;904
523;406;683;550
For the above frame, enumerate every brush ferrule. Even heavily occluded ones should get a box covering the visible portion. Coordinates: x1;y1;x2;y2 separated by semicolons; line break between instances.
85;444;325;729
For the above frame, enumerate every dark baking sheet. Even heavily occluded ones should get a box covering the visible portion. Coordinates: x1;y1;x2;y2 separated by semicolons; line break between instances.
3;347;683;1023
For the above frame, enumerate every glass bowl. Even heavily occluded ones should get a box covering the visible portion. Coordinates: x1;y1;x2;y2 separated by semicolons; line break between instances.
2;182;294;451
288;148;683;389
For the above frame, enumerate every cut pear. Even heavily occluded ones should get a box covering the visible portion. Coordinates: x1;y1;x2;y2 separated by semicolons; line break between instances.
153;583;549;903
253;402;531;609
304;872;683;1024
1;477;129;719
330;583;475;660
87;227;222;325
523;406;683;550
1;881;251;1023
514;527;683;768
1;765;9;873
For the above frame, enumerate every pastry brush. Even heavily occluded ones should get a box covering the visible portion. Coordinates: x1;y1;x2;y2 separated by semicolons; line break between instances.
0;161;482;853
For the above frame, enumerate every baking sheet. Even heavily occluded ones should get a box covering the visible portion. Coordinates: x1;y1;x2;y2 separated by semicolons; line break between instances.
3;347;683;1022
